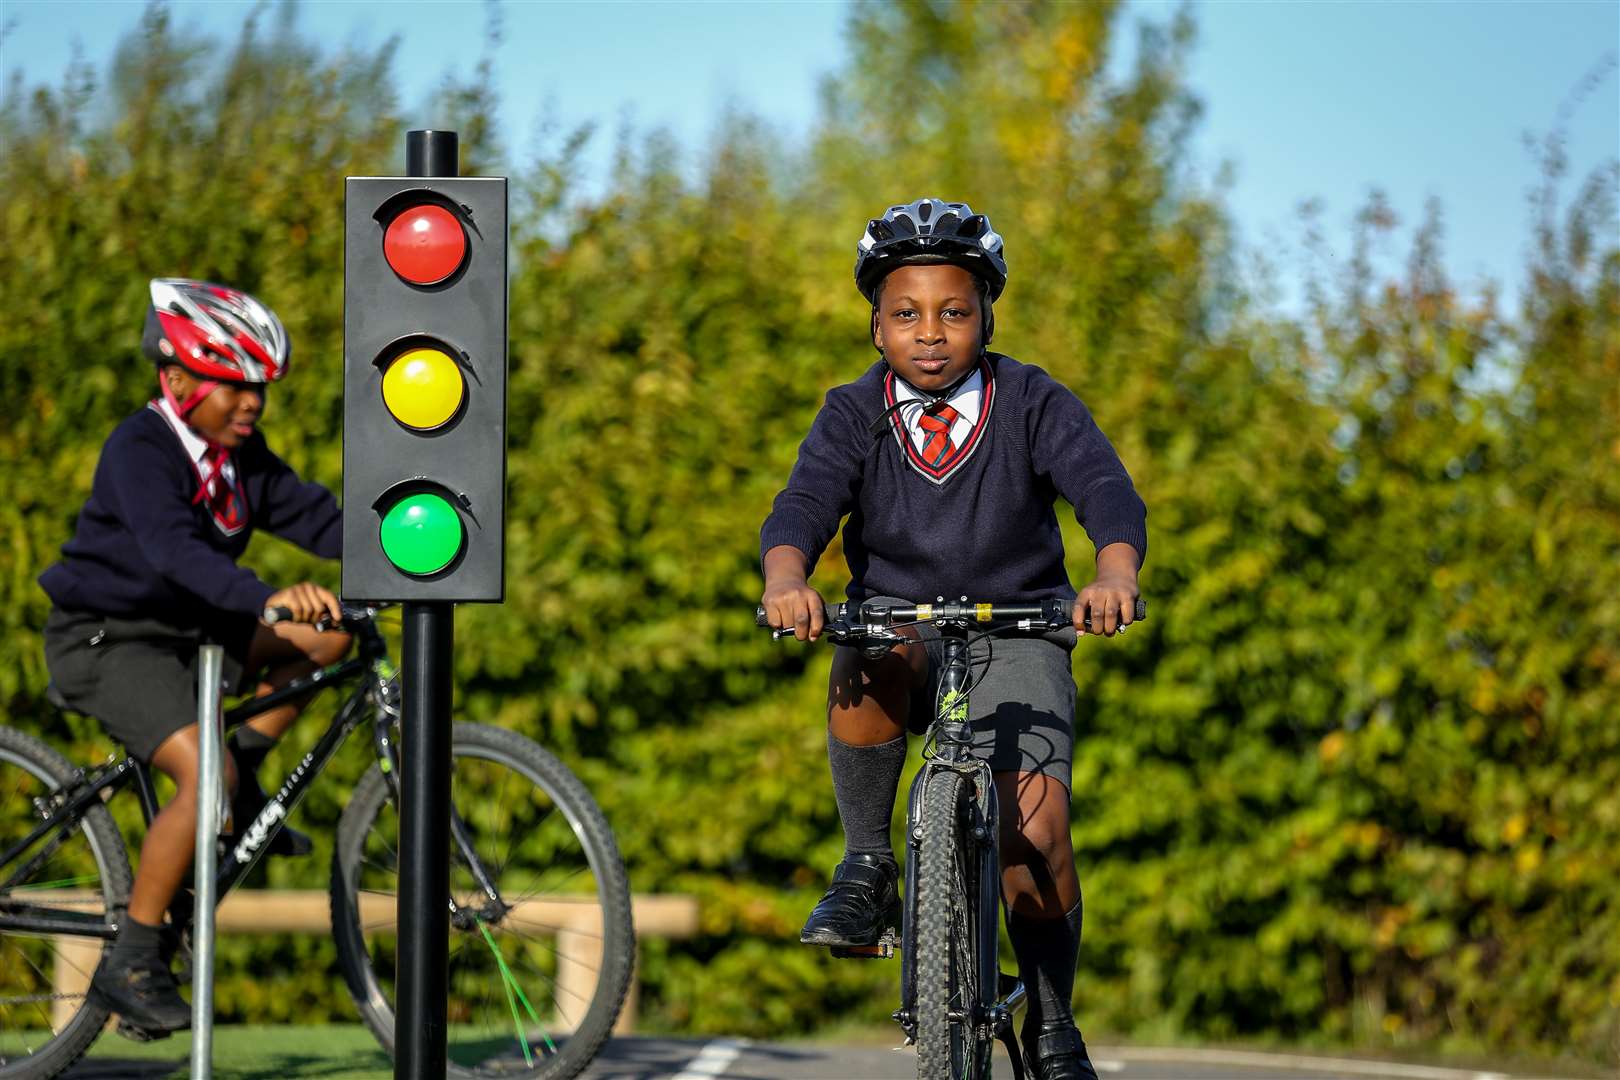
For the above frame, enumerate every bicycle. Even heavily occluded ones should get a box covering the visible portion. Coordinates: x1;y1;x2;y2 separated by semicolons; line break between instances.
759;594;1145;1080
0;605;634;1080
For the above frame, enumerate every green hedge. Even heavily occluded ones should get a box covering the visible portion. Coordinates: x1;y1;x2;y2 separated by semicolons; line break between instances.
2;1;1615;1064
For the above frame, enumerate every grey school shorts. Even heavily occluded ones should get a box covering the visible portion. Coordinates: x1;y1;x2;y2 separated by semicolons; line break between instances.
43;607;257;763
849;596;1079;792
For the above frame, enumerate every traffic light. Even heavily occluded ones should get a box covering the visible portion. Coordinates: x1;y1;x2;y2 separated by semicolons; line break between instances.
342;174;507;602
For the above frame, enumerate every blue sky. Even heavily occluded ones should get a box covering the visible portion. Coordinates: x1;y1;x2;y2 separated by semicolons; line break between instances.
4;1;1616;316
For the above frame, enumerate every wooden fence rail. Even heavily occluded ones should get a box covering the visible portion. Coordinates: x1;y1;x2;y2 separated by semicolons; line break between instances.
47;890;699;1033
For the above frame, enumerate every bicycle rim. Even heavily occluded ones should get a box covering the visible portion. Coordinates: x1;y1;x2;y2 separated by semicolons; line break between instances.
914;768;989;1080
0;728;130;1080
332;723;633;1079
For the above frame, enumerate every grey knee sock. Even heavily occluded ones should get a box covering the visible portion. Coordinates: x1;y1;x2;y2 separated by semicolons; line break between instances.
828;732;906;860
1007;898;1083;1030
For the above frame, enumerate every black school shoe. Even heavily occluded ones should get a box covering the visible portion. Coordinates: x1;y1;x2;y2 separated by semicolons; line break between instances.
1022;1021;1099;1080
87;951;191;1038
799;853;901;948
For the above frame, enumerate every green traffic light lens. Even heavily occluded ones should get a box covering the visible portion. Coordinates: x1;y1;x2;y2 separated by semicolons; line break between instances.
379;493;464;576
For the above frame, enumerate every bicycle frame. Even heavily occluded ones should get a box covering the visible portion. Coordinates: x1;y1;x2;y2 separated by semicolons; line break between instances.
894;630;1019;1056
0;627;398;943
211;655;384;891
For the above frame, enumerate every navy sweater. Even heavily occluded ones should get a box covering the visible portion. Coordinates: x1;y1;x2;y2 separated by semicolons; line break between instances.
39;406;343;625
760;354;1147;604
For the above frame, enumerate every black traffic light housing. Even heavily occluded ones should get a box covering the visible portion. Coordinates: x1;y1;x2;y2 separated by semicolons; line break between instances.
341;172;507;602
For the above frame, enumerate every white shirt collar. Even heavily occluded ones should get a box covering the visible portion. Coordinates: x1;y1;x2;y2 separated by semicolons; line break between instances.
152;397;211;466
893;368;983;449
150;397;236;492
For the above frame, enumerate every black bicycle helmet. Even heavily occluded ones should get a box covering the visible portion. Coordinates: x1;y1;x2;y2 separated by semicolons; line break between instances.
854;198;1007;304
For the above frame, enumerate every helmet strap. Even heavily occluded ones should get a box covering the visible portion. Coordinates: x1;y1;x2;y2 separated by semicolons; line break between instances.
154;371;234;509
159;368;222;420
866;362;981;439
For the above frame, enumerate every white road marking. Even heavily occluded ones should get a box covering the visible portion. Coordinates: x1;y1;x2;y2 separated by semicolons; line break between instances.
1095;1061;1127;1074
1098;1046;1509;1080
668;1037;749;1080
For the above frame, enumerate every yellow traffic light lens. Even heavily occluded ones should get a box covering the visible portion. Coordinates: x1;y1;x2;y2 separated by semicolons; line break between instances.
381;347;465;430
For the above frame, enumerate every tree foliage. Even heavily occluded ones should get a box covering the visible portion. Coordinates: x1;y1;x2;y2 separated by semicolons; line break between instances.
1;0;1615;1063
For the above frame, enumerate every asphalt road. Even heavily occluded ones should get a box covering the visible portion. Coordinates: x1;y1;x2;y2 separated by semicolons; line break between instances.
60;1033;1560;1079
581;1037;1528;1080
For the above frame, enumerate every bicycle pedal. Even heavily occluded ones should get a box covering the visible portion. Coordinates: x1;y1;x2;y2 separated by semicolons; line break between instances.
831;928;897;959
115;1019;173;1043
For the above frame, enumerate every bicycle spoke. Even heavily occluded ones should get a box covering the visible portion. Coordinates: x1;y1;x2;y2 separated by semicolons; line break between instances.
10;875;104;893
12;938;62;1033
483;923;607;979
488;765;517;882
477;919;558;1061
495;917;610;949
497;862;594;907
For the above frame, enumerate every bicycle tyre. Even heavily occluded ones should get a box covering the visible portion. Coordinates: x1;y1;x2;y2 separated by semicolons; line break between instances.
0;726;132;1080
914;768;991;1080
331;722;634;1079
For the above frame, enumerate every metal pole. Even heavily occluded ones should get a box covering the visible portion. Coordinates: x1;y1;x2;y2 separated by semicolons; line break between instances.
192;644;225;1080
397;603;453;1080
397;126;459;1080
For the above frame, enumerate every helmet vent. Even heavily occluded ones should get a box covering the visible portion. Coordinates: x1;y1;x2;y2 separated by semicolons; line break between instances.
853;198;1007;303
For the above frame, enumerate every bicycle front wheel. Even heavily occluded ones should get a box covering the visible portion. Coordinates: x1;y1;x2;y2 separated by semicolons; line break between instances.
0;726;131;1080
331;722;634;1079
914;768;992;1080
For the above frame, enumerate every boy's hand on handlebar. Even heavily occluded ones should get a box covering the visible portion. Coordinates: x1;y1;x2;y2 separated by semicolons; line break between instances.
1076;573;1139;637
761;579;826;642
263;582;343;628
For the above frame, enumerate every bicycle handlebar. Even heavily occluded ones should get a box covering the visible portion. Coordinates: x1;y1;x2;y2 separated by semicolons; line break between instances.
755;597;1147;635
263;605;375;634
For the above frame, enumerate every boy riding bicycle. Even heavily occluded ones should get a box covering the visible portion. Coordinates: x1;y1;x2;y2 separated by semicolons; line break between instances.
759;200;1147;1080
37;279;348;1036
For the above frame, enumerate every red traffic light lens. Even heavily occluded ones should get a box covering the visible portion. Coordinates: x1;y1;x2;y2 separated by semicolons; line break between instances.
383;204;467;286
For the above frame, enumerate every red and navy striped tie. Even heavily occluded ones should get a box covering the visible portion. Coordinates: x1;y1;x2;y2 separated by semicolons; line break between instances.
917;404;960;467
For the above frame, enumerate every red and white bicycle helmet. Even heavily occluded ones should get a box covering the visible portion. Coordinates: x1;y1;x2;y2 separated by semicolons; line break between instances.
141;278;290;384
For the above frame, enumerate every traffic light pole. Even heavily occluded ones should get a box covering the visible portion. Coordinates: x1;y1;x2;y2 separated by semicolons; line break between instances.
398;601;452;1080
396;128;458;1080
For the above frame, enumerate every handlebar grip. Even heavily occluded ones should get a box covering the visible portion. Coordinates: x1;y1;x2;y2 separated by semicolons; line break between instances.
755;603;841;629
1079;598;1148;629
263;605;346;633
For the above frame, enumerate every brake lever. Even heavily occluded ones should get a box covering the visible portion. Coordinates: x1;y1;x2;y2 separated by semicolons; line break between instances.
771;618;861;644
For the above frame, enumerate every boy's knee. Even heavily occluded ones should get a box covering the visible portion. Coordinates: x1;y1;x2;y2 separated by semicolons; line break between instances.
1003;816;1072;867
165;780;200;810
309;630;352;667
